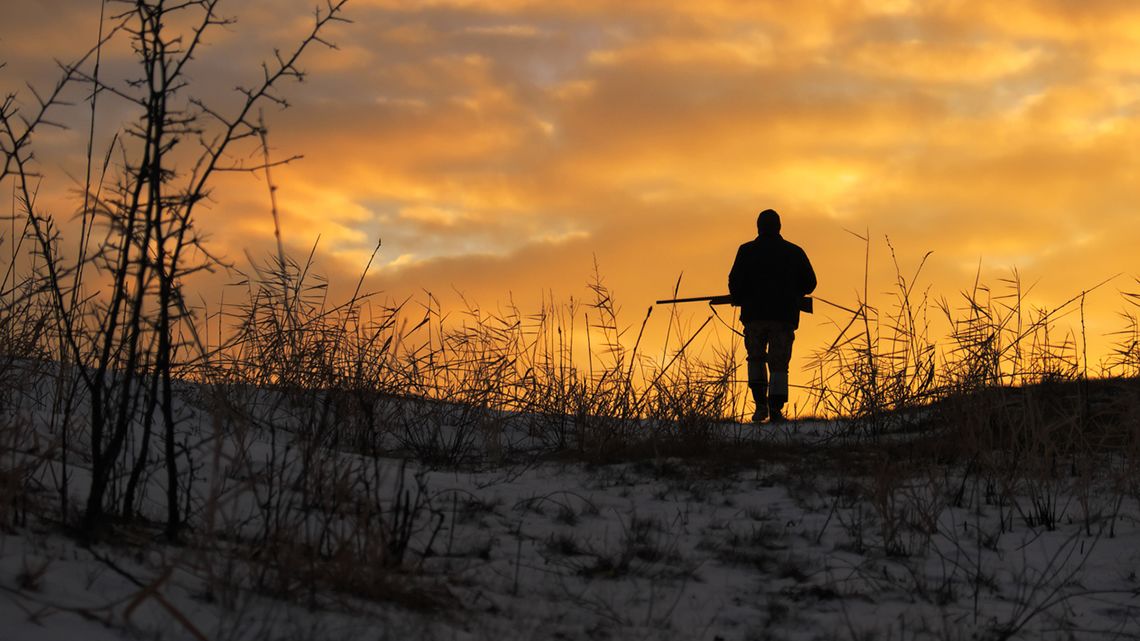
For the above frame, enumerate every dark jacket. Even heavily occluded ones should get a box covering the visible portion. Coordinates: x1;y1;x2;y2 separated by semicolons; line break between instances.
728;233;816;328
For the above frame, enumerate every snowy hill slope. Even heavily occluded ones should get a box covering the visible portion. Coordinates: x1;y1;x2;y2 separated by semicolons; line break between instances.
3;369;1139;640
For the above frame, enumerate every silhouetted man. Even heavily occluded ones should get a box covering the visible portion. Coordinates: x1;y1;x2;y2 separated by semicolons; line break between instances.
728;209;816;423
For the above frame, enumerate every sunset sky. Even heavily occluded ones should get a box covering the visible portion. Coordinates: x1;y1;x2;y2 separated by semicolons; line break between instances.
4;0;1140;405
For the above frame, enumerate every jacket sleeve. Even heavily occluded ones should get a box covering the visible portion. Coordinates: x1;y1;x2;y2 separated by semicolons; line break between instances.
799;247;817;296
728;245;747;299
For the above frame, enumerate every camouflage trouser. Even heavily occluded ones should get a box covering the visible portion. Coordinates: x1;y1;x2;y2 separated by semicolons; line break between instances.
743;320;796;409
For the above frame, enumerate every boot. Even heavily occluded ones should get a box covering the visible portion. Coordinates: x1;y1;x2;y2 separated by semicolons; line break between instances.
768;396;787;423
751;387;768;423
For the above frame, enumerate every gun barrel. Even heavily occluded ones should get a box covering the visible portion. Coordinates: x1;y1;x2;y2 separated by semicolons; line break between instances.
655;295;814;313
655;295;734;305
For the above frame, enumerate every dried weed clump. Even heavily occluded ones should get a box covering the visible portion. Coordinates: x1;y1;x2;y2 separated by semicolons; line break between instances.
205;254;746;466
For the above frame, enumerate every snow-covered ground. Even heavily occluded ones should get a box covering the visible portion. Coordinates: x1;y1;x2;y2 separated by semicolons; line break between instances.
2;381;1139;641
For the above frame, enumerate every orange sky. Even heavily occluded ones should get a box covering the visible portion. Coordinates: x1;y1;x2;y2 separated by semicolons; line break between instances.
4;0;1140;410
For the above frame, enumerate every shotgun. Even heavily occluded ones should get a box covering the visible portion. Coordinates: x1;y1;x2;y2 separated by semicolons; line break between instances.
655;294;813;313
